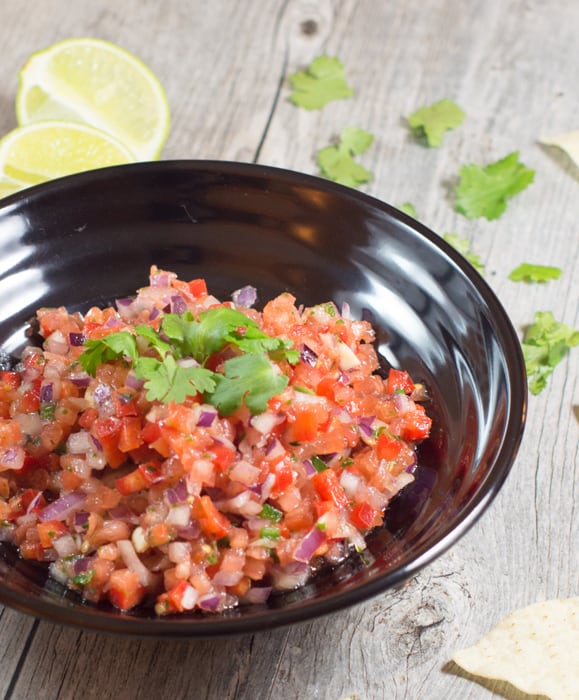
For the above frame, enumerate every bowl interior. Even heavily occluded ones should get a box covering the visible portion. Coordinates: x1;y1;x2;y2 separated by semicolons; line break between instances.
0;161;526;636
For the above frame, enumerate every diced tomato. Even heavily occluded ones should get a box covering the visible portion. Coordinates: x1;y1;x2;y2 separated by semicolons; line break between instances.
19;540;45;560
0;371;20;390
316;376;337;401
92;416;122;439
0;419;23;448
401;405;431;441
376;432;402;461
37;520;68;548
192;495;231;539
349;501;377;530
165;403;197;433
386;368;415;395
118;417;143;453
289;407;319;442
167;579;193;612
60;470;84;491
148;522;174;547
209;442;237;472
98;435;126;469
270;459;293;497
311;469;349;510
115;468;150;496
188;278;208;297
140;421;161;444
108;568;146;611
113;392;139;417
78;407;98;429
137;461;164;485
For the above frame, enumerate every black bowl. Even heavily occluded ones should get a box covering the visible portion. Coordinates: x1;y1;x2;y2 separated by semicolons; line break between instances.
0;161;526;637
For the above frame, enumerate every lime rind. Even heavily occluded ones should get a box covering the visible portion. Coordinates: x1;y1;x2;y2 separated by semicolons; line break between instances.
16;37;170;161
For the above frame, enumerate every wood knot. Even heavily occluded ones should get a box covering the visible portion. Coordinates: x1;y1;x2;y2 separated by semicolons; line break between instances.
300;19;318;35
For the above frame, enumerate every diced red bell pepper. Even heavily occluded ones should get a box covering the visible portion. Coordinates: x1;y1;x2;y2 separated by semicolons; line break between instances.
115;467;150;496
108;568;146;611
401;405;431;441
311;469;349;510
118;417;143;453
188;278;208;297
192;495;231;539
209;442;237;472
349;501;377;530
386;368;415;395
376;432;402;461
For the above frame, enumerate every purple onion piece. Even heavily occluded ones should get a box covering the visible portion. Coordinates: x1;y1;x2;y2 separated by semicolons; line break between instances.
125;373;144;390
73;556;93;575
265;438;279;456
198;595;221;612
93;383;111;406
116;297;134;307
196;410;217;428
151;272;171;287
171;295;187;314
294;527;327;563
70;376;91;388
26;491;44;514
107;504;138;523
149;306;160;321
243;586;272;604
40;383;53;403
300;344;318;367
172;479;188;502
73;511;90;532
303;459;316;477
358;422;374;438
90;435;103;452
38;491;86;522
231;285;257;308
69;332;86;347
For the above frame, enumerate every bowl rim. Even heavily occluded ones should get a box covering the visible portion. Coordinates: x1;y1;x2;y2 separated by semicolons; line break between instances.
0;159;527;637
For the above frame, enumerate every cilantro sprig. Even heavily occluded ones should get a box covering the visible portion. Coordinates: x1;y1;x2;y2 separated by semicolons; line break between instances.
455;151;535;220
78;307;298;415
522;311;578;395
408;99;465;147
288;56;354;110
317;127;374;188
509;263;561;283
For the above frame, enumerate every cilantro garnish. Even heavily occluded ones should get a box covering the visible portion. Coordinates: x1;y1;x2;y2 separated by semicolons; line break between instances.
311;455;328;473
509;263;561;283
317;127;374;188
259;503;283;523
72;569;95;587
408;98;465;147
259;525;281;540
208;353;289;416
288;56;354;110
79;307;298;415
522;311;578;395
443;233;485;275
455;151;535;220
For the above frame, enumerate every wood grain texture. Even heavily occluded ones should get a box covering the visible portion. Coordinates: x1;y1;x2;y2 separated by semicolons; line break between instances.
0;1;577;698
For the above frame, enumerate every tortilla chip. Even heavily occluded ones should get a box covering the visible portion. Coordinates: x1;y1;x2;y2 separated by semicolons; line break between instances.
539;130;579;170
452;597;579;700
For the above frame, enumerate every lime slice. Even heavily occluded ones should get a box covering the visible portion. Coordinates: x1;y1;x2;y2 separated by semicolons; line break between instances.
0;121;133;186
0;178;22;199
16;38;170;161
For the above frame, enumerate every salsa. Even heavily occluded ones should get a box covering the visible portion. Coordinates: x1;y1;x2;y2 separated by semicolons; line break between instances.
0;267;431;614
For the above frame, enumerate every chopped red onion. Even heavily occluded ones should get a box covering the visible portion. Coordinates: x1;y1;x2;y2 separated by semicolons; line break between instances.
394;393;414;414
67;431;93;454
117;539;153;587
73;556;93;574
229;460;260;487
115;297;134;307
53;533;78;558
270;561;309;590
90;434;103;452
358;420;374;438
243;586;272;604
231;285;257;308
300;343;318;367
303;459;316;477
26;491;44;514
38;491;86;522
70;375;91;388
0;446;25;471
213;570;243;587
171;295;187;314
340;470;361;498
93;383;112;406
198;594;221;612
107;505;139;524
166;504;191;527
250;412;284;435
197;410;217;427
68;332;86;347
73;510;90;531
150;271;172;287
264;438;285;462
45;330;68;355
104;316;122;328
149;306;160;321
125;372;144;390
293;526;327;563
176;522;201;540
40;383;53;403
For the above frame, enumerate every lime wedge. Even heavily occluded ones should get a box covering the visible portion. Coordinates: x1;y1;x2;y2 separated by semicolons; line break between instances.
0;178;22;199
0;121;133;186
16;38;170;161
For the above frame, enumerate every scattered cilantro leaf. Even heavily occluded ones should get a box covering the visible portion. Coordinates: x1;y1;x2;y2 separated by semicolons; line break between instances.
288;55;354;110
208;353;289;416
443;233;485;274
399;202;418;218
509;263;561;283
79;332;137;375
408;99;465;147
521;311;579;395
455;151;535;221
134;324;172;357
134;355;216;404
317;127;374;188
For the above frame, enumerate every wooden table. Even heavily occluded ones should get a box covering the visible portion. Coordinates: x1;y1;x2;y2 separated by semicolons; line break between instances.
0;2;577;698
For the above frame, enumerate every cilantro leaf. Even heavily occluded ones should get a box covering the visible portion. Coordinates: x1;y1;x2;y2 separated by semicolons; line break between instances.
208;353;289;416
317;127;374;188
288;55;354;110
443;233;485;275
134;355;216;403
408;99;465;147
521;311;578;394
509;263;561;283
79;332;137;375
134;324;172;357
455;151;535;220
399;202;418;218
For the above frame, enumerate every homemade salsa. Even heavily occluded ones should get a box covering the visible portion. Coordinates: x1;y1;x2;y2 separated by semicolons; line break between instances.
0;267;431;614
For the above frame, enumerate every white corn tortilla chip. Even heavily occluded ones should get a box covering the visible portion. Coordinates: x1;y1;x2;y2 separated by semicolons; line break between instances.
539;130;579;169
452;597;579;700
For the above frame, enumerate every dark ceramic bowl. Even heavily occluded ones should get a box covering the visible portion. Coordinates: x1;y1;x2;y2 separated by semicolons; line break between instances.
0;161;526;637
